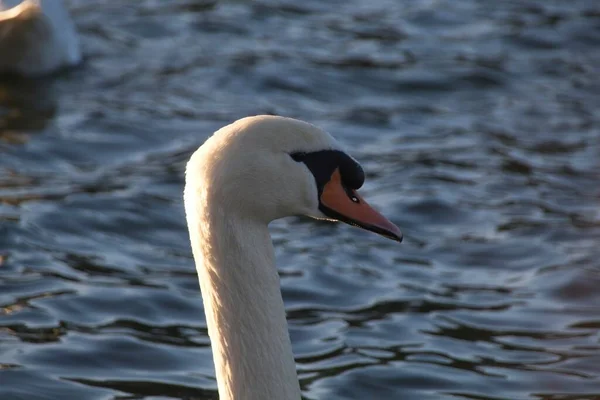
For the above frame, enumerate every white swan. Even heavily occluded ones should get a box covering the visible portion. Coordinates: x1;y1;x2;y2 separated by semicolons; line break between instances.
184;116;402;400
0;0;80;76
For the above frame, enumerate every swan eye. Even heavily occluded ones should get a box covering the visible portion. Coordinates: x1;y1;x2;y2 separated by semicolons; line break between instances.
343;185;360;204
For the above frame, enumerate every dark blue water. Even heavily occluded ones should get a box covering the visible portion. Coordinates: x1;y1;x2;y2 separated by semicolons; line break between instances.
1;1;600;399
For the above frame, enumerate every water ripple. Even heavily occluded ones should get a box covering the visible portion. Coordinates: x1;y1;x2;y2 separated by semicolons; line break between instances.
1;0;599;399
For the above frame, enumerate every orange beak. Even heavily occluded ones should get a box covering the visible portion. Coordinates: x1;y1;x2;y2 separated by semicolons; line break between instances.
320;169;403;242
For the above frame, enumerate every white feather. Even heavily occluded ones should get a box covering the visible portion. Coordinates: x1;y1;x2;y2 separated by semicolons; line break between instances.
0;0;80;76
184;115;342;400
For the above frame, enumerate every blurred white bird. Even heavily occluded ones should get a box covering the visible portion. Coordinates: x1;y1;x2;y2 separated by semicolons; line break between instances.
0;0;80;76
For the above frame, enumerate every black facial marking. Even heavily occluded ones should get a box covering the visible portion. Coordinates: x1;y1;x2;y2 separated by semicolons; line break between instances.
290;150;364;197
291;150;402;242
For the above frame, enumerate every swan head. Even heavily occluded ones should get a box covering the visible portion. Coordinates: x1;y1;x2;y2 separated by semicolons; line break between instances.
186;115;402;242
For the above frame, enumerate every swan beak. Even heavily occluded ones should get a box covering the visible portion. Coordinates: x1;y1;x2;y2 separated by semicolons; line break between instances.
319;169;403;242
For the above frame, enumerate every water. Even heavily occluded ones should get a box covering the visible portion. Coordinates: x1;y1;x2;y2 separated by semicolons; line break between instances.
1;0;599;399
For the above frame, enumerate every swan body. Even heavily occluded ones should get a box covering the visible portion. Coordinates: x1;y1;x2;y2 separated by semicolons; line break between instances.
184;116;402;400
0;0;80;76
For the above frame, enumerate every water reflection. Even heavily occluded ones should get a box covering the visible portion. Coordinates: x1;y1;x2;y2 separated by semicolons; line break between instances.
0;77;56;136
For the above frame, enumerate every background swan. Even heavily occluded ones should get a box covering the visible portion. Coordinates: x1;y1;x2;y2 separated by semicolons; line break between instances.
0;0;80;76
184;115;402;400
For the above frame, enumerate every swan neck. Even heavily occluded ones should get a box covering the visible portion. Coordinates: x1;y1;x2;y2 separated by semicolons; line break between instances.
188;208;301;400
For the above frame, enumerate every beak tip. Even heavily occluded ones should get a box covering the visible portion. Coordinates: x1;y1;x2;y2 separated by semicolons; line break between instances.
381;225;402;243
388;225;403;243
